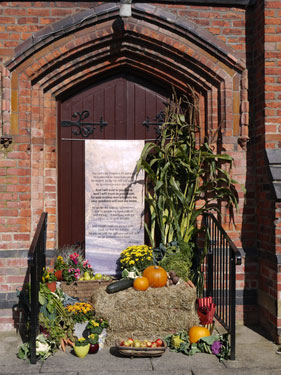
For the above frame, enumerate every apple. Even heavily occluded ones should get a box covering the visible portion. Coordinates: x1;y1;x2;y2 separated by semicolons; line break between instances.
151;342;157;348
124;340;132;347
140;341;147;348
133;340;141;348
127;338;134;345
156;338;164;347
146;341;152;348
120;340;125;346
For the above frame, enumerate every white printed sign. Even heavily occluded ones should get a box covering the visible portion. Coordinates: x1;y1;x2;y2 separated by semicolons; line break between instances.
85;140;145;275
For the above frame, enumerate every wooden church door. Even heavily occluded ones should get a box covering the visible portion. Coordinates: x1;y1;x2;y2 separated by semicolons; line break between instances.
58;73;170;248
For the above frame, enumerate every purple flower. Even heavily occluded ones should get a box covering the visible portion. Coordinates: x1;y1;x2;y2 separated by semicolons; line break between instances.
211;341;222;355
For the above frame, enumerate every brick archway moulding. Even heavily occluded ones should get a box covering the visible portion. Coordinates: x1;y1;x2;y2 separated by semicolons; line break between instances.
5;3;248;248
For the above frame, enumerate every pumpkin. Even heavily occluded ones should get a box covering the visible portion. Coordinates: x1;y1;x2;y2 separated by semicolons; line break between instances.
143;265;167;288
142;265;155;278
188;326;210;344
133;276;149;291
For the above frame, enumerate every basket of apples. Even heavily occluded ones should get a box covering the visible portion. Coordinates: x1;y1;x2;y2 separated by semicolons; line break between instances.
116;337;166;357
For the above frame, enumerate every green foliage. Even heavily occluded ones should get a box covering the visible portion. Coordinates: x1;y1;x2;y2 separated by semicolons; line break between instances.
17;334;56;361
158;241;194;281
38;284;75;346
136;90;239;279
164;330;230;361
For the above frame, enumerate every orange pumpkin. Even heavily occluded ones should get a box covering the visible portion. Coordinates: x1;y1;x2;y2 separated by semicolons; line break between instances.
142;265;155;279
133;276;149;291
188;326;210;344
143;265;167;288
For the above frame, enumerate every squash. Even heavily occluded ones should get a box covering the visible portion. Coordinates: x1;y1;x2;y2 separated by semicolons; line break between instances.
133;276;149;291
106;279;134;294
142;265;155;279
188;326;210;344
143;265;167;288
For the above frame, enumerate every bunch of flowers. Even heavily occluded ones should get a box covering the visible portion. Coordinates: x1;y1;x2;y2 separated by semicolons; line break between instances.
42;267;57;283
87;333;99;345
74;337;89;347
65;302;94;323
62;252;94;284
119;245;154;273
86;316;109;335
54;256;65;271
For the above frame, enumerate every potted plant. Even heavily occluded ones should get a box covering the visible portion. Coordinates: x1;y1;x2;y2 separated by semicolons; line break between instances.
73;338;90;358
118;245;154;278
54;256;65;281
62;251;94;284
86;316;109;335
87;333;99;354
42;268;57;292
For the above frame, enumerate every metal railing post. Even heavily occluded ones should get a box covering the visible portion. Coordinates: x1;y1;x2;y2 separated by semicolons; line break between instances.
27;212;48;364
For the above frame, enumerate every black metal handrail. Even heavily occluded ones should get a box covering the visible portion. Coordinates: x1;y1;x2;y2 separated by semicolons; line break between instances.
27;212;48;364
203;212;242;360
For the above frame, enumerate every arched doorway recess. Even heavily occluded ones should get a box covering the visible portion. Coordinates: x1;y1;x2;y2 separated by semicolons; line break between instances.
6;3;248;249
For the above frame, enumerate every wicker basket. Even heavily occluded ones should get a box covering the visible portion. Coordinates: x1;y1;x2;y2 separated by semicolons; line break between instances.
60;280;114;302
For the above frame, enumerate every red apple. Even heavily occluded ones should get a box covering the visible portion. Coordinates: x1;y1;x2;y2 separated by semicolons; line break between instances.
146;341;152;348
151;342;157;348
120;340;125;346
156;338;164;347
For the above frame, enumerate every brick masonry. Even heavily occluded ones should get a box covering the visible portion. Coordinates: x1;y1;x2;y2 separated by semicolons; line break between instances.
0;0;280;342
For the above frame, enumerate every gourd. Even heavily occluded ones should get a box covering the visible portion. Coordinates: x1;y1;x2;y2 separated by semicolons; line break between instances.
188;326;210;344
133;276;149;291
142;265;167;288
106;279;134;294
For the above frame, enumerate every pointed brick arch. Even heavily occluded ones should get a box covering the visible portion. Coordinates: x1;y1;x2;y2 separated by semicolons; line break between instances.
5;3;248;247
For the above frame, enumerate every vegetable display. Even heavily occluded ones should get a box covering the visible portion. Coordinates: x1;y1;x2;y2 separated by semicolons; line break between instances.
164;330;230;361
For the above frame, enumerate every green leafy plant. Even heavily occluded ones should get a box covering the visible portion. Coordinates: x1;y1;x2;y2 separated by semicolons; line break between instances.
17;334;56;361
87;333;99;345
74;337;89;347
164;330;230;361
38;284;75;348
136;90;238;283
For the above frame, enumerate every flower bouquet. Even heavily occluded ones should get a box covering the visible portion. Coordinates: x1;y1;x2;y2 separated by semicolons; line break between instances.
66;302;94;323
119;245;154;277
62;252;94;284
86;316;109;335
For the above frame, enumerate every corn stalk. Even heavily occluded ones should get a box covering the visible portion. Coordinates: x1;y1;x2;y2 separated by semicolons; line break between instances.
136;91;238;252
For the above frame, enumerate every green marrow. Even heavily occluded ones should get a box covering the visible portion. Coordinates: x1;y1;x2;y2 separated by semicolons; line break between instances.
106;279;134;294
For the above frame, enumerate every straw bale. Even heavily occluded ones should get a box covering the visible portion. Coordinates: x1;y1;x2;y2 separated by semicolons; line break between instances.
91;283;199;346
